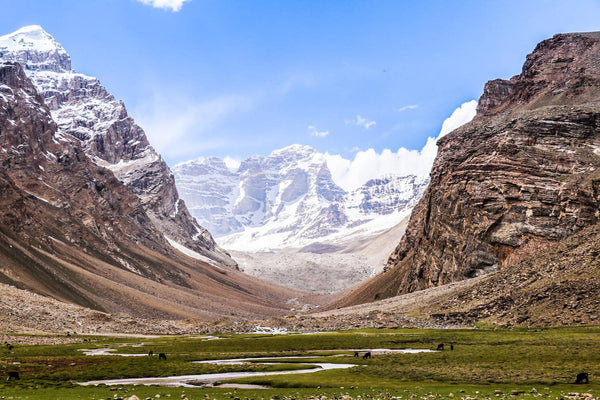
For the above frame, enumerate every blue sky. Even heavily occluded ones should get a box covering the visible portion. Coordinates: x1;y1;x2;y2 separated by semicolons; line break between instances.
2;0;600;172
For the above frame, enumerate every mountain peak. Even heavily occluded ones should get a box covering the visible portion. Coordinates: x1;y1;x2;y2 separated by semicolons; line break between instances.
270;144;318;160
1;25;63;51
13;25;46;34
0;25;70;71
476;32;600;117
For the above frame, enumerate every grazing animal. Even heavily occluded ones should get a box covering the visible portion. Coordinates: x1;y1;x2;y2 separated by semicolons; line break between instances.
158;353;167;360
7;371;19;380
437;343;444;351
7;345;13;351
362;351;371;359
354;352;359;357
450;344;454;351
148;350;154;356
575;372;589;384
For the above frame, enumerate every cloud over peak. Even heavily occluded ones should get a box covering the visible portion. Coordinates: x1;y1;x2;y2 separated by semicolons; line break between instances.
308;125;330;138
346;115;376;130
136;0;190;12
326;100;477;191
397;104;419;112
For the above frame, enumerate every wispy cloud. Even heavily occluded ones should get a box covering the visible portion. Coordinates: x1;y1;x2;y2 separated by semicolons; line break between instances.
136;0;190;12
346;115;376;130
326;100;477;191
133;90;255;161
397;104;419;112
308;125;330;138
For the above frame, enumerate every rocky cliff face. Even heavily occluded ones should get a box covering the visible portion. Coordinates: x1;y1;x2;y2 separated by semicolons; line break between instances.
337;32;600;305
174;145;429;251
477;33;600;117
0;25;234;267
0;61;175;302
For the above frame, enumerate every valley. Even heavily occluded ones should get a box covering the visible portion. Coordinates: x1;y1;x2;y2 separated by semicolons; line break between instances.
0;8;599;399
0;25;598;328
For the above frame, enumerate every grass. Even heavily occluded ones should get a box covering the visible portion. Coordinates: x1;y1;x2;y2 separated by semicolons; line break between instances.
0;326;597;399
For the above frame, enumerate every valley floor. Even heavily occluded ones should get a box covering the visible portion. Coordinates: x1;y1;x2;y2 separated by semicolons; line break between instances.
0;326;597;399
0;275;481;338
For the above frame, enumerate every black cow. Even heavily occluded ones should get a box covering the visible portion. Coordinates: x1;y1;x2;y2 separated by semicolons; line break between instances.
575;372;589;384
354;352;359;357
158;353;167;360
148;350;154;356
362;351;371;359
450;344;454;351
437;343;444;351
7;371;19;380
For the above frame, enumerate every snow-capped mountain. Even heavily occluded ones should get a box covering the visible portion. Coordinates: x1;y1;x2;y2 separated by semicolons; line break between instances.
0;25;234;266
174;144;429;251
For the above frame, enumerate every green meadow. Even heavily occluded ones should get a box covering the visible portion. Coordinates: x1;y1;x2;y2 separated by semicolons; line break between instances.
0;326;597;399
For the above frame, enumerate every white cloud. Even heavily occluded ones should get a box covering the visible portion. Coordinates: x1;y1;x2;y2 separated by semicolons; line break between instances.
223;156;241;172
308;125;330;138
397;104;419;112
326;100;477;191
132;91;255;161
438;100;478;138
346;115;376;130
136;0;190;12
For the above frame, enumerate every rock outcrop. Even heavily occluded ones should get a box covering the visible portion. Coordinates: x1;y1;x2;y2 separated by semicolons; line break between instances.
0;25;234;267
336;32;600;306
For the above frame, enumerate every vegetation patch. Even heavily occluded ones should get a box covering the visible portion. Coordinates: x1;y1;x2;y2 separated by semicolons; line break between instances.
0;327;596;399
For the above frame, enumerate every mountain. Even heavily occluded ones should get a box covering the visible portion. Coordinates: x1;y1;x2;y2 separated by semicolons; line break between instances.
0;25;234;267
336;32;600;312
173;144;429;251
0;60;312;319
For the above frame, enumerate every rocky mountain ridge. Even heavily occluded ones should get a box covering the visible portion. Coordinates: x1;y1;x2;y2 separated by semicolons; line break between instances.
0;32;308;320
336;32;600;308
0;25;234;267
174;144;429;251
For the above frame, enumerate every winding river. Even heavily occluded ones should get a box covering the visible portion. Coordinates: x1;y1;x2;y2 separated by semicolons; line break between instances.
79;348;434;388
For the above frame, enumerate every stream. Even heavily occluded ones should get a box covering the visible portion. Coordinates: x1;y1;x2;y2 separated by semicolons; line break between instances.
79;349;434;388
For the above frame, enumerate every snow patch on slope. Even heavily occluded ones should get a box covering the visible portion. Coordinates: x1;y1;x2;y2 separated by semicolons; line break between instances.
164;236;222;269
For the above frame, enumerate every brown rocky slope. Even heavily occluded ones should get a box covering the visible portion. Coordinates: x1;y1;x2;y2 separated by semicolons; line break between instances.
0;61;313;320
334;32;600;316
